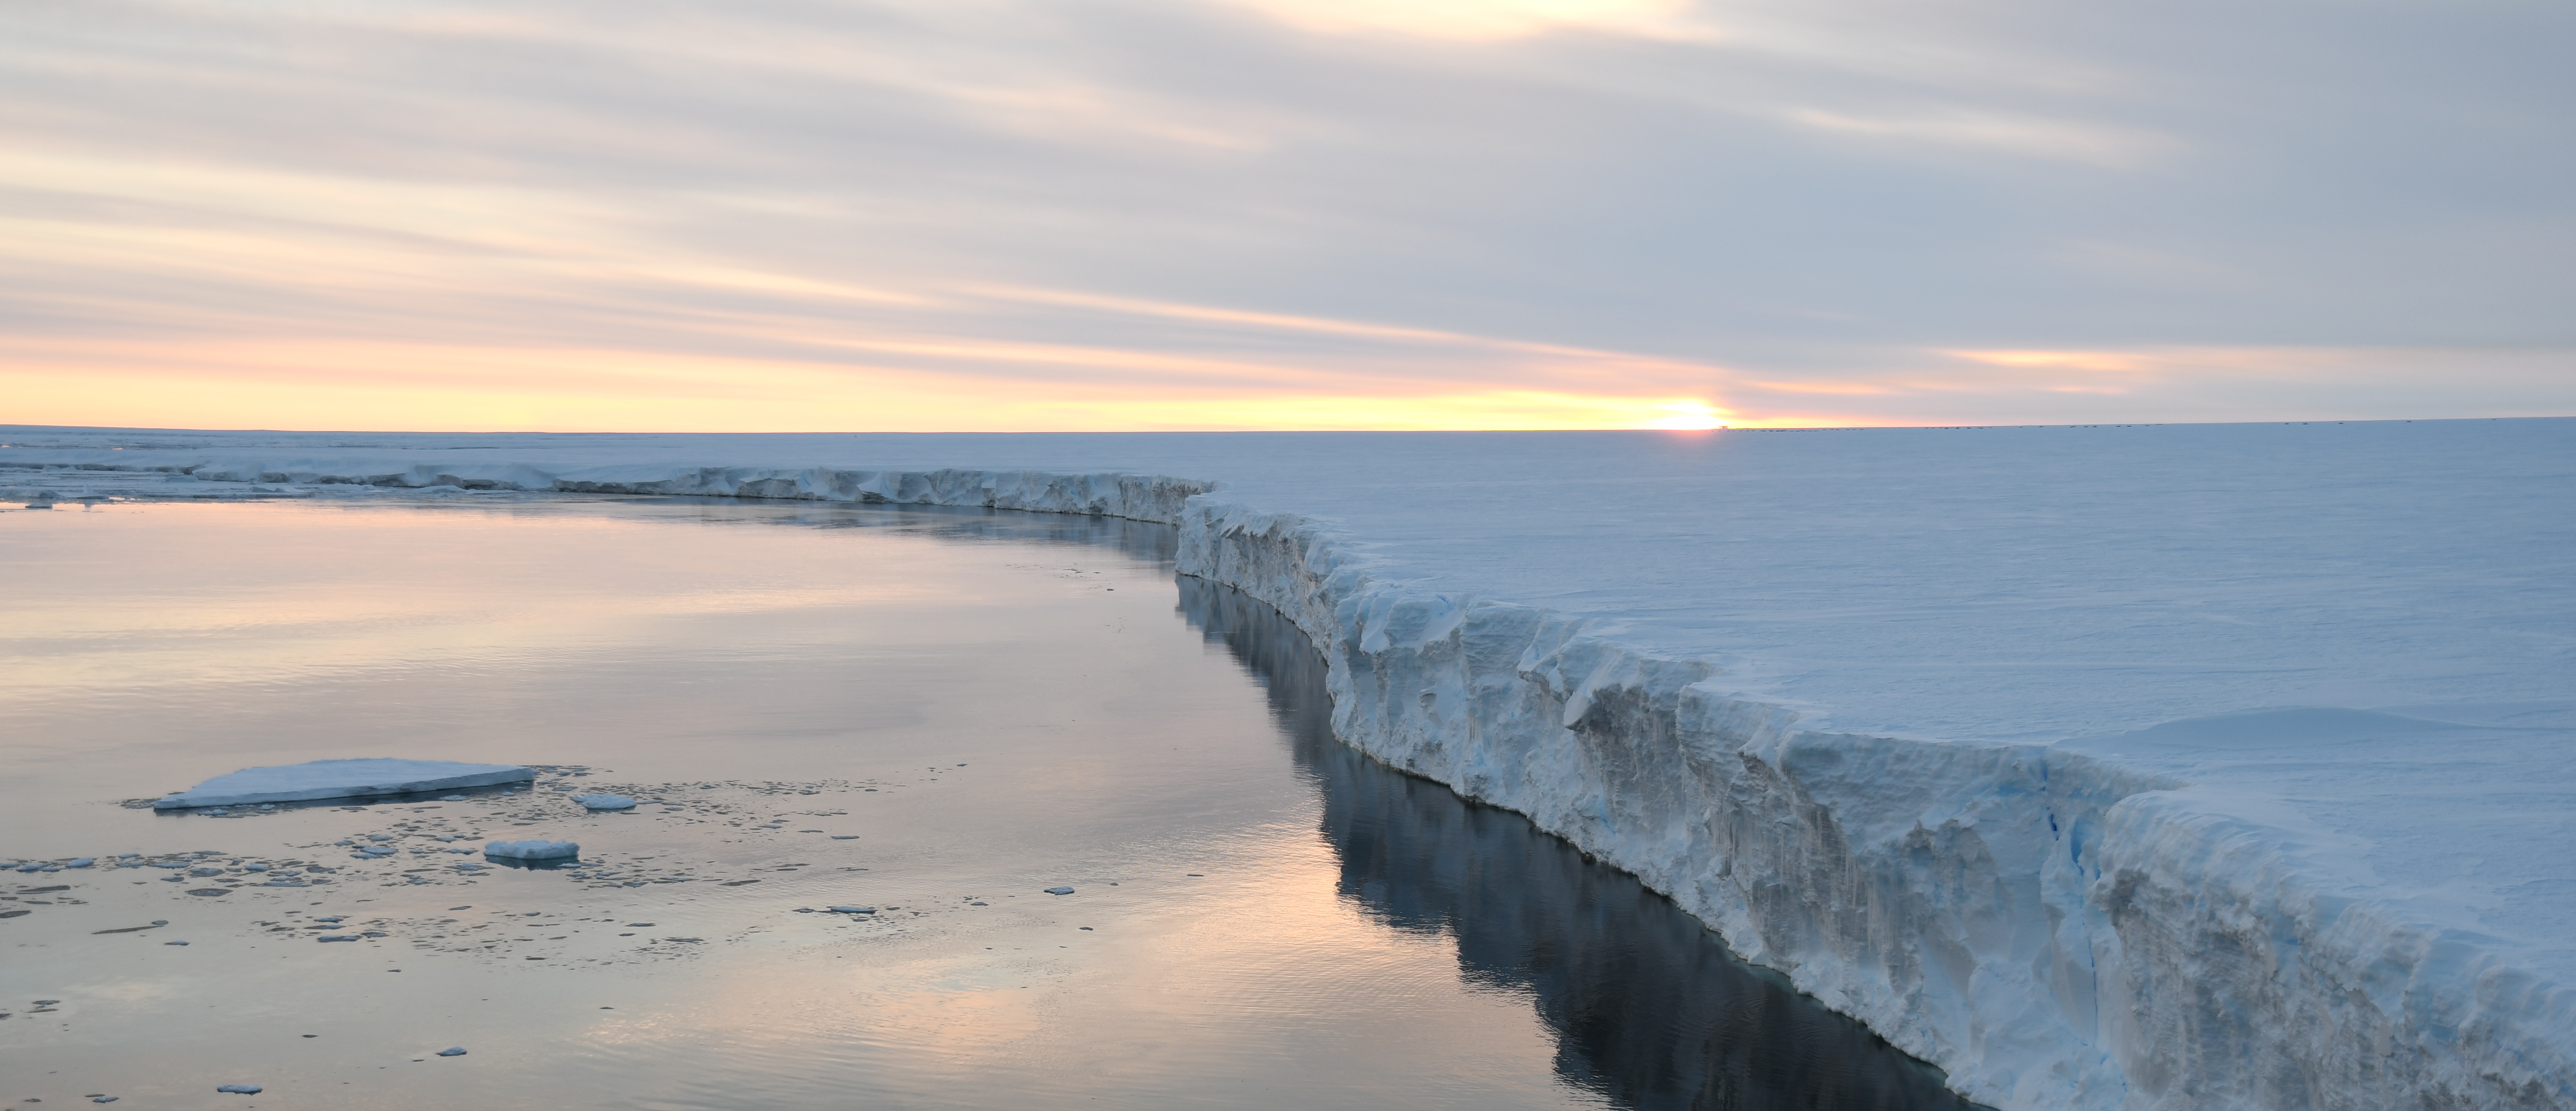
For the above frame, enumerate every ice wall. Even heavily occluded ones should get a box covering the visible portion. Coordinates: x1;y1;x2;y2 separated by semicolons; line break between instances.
1175;501;2575;1111
6;440;2570;1110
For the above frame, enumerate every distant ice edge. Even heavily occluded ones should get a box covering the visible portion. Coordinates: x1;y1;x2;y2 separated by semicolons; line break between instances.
29;459;2574;1111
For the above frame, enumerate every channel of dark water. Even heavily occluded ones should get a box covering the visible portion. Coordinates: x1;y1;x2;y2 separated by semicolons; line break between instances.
704;499;1978;1110
1174;574;1977;1111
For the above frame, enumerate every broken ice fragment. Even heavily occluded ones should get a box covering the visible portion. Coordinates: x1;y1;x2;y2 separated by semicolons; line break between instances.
1044;887;1074;895
155;758;536;810
436;1046;466;1057
826;906;876;915
571;794;635;811
67;858;94;868
215;1085;262;1094
483;840;578;860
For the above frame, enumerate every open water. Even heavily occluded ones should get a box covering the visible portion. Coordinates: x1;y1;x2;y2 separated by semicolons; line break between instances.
0;498;1974;1110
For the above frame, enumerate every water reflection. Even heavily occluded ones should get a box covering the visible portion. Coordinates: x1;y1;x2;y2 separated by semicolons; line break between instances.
1177;576;1981;1111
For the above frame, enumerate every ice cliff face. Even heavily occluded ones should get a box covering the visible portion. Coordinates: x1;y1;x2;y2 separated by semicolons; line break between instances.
1172;500;2575;1111
7;444;2570;1111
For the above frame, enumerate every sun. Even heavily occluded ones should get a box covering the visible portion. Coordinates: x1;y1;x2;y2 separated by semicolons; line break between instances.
1642;400;1728;431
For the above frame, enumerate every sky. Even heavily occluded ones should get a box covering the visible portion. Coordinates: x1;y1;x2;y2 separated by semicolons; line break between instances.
2;0;2570;431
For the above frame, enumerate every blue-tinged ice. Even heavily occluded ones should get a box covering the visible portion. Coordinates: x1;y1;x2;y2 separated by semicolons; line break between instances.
154;758;534;810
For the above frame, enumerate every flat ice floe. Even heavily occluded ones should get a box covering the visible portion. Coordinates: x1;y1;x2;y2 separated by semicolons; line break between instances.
154;758;535;809
483;839;579;860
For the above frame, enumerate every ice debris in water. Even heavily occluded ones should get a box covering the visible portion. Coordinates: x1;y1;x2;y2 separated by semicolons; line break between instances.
826;906;876;915
155;758;535;809
216;1085;262;1094
436;1046;467;1057
484;839;579;860
67;858;94;868
1044;886;1075;895
572;793;635;811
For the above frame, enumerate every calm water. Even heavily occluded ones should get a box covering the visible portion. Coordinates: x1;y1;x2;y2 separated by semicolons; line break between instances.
0;498;1972;1110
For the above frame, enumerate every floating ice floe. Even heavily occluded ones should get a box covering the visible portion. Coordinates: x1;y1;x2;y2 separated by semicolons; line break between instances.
215;1085;262;1094
154;758;535;810
1044;886;1074;895
483;839;578;860
436;1047;467;1057
826;906;876;915
571;793;635;811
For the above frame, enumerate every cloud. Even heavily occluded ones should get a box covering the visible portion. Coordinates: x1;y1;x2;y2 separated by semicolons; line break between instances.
0;0;2569;430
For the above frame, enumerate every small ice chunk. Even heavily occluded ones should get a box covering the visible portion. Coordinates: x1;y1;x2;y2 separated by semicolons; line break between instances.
826;906;876;915
166;940;189;946
245;863;269;872
216;1085;262;1094
155;758;536;810
572;794;635;811
483;840;578;860
68;858;95;868
440;795;465;801
1044;886;1075;895
318;935;360;942
190;867;223;876
436;1046;467;1057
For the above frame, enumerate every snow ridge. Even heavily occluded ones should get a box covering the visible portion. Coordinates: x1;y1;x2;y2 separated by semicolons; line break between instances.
9;448;2571;1110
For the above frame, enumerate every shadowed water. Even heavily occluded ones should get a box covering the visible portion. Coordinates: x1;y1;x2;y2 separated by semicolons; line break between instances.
1179;577;1975;1111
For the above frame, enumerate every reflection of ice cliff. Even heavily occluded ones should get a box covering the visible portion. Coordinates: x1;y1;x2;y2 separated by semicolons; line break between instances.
8;425;2571;1111
1179;576;1979;1111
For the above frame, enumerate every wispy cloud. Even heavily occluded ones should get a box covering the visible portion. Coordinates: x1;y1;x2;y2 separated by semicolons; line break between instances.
0;0;2568;430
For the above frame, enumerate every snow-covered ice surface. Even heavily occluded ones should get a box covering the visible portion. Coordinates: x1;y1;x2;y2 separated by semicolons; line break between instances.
6;420;2571;1110
155;759;536;810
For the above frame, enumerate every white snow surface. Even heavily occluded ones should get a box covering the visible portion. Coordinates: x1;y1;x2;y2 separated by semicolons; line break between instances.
153;758;535;809
483;839;579;860
9;421;2573;1110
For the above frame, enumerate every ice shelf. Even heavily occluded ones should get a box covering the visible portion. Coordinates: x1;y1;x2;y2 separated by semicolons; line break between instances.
153;758;535;809
16;421;2572;1111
